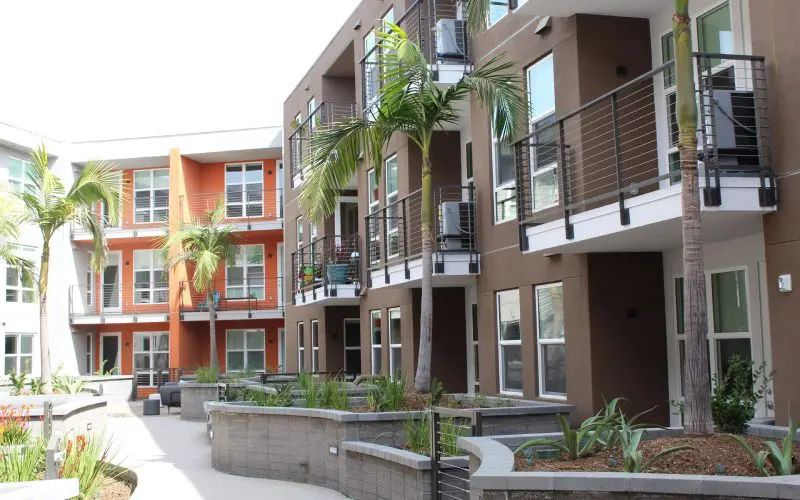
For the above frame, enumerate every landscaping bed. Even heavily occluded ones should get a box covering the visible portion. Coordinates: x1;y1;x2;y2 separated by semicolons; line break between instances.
97;476;132;499
514;434;800;476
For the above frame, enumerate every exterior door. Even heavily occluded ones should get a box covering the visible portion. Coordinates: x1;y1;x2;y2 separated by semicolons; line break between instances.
102;252;122;312
277;243;284;307
344;319;361;375
277;328;286;373
100;334;120;374
277;160;284;217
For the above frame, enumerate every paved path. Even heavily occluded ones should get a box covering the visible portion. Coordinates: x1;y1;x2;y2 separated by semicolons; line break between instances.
106;402;347;499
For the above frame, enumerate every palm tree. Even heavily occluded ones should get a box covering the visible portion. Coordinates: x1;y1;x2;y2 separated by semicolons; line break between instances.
674;0;712;435
11;145;122;393
299;25;525;392
0;197;35;280
160;202;237;372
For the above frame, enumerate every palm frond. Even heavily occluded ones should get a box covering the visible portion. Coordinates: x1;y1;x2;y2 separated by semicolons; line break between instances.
464;0;490;35
67;160;124;226
73;207;109;272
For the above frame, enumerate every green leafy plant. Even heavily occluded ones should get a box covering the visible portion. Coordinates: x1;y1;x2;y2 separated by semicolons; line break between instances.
728;409;798;476
7;369;27;396
617;412;694;473
59;432;120;499
195;365;219;384
366;376;407;412
52;374;87;395
0;404;32;445
403;415;430;455
711;355;774;434
320;379;349;411
429;378;445;407
0;437;45;482
94;360;118;376
263;384;294;407
298;372;321;408
439;417;466;456
29;377;44;396
516;414;600;460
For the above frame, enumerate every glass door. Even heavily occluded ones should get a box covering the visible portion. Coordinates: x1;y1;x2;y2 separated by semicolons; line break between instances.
344;319;361;376
102;252;122;312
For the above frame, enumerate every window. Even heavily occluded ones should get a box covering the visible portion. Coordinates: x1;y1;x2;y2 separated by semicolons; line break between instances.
133;250;167;304
85;270;93;306
385;156;399;258
133;332;169;385
661;32;676;88
496;289;521;393
8;157;34;194
344;319;362;375
367;169;380;263
134;169;169;223
311;321;320;372
227;245;264;300
697;2;733;68
488;0;510;27
5;333;33;375
225;163;264;218
84;333;93;375
296;217;304;249
297;323;305;370
6;265;35;304
492;120;517;223
465;142;474;190
661;32;680;184
370;310;382;375
535;283;566;398
226;329;265;372
364;30;379;115
310;221;318;242
472;303;479;392
278;328;286;373
388;308;401;377
308;97;317;132
527;54;558;211
382;8;394;28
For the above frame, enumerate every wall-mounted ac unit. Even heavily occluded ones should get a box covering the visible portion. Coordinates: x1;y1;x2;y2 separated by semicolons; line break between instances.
439;201;475;251
711;89;759;170
436;19;466;60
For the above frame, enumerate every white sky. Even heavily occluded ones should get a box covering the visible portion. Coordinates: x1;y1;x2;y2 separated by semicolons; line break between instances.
0;0;361;141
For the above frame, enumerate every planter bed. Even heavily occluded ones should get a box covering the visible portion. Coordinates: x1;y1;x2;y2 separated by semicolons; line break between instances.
180;381;256;421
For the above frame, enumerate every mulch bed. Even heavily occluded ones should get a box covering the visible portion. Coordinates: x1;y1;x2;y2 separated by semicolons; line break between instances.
514;434;800;477
97;476;132;499
350;392;513;413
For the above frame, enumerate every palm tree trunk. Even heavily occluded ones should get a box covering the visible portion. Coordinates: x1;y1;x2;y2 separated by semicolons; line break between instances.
675;0;713;435
208;289;219;372
38;240;53;394
414;152;434;393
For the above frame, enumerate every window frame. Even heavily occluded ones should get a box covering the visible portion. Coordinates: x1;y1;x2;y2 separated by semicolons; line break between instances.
388;308;401;378
133;169;169;224
133;249;168;305
660;30;681;185
384;155;399;258
8;156;34;194
367;169;380;264
297;322;305;371
496;289;522;395
224;162;264;219
225;329;265;373
133;331;169;386
5;249;36;304
526;54;558;212
226;244;265;301
311;320;320;372
4;333;34;375
492;120;517;224
535;282;567;400
370;310;382;375
307;97;317;132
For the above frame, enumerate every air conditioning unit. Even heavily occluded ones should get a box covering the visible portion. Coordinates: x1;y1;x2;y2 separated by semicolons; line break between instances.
439;201;475;251
711;89;759;170
436;19;466;60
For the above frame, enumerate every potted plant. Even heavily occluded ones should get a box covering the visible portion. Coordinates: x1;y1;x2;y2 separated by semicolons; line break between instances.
327;246;352;284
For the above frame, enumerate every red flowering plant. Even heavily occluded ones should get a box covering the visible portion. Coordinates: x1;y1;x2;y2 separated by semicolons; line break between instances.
59;432;120;499
0;404;32;446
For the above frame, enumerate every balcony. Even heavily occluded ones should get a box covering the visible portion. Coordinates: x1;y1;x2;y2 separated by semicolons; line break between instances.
180;189;283;231
68;284;169;324
515;53;776;255
288;102;357;187
361;0;471;116
71;196;169;241
365;185;479;289
292;235;361;306
179;277;284;321
516;0;665;19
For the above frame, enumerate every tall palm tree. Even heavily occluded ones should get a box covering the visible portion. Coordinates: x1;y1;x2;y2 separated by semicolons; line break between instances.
12;145;122;393
674;0;712;435
299;25;525;392
160;202;237;372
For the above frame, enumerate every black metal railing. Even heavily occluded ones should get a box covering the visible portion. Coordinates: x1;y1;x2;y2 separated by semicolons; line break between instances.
364;185;478;286
514;52;775;249
288;102;357;186
430;406;481;500
361;0;470;116
179;277;284;316
291;234;361;303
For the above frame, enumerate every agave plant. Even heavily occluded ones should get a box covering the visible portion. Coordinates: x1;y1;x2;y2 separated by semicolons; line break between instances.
516;414;600;460
617;412;694;473
728;411;799;476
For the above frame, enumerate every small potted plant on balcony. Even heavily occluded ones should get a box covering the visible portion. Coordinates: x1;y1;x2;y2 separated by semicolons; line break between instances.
326;246;352;285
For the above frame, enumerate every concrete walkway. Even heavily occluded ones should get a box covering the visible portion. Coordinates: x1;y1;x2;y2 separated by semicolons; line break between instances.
106;402;347;499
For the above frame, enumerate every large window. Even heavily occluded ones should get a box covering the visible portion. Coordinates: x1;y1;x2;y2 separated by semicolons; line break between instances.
488;0;511;27
492;121;517;223
370;310;382;375
527;54;558;211
307;97;317;132
535;283;566;398
385;156;399;258
496;289;521;394
297;322;305;370
4;333;33;375
661;32;680;184
133;332;169;386
133;250;167;304
697;2;733;68
6;265;35;304
8;157;34;194
227;245;264;300
364;29;379;116
367;169;380;263
388;308;401;377
226;329;265;372
225;163;264;218
311;320;319;372
134;169;169;223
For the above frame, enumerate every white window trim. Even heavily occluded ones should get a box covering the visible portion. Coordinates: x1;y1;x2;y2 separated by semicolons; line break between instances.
388;308;401;377
496;289;522;395
307;97;318;132
370;310;382;375
385;155;399;259
5;259;36;305
311;320;320;372
535;282;567;400
277;328;286;373
296;216;304;249
85;269;94;307
367;169;380;264
4;333;34;375
526;54;559;213
364;29;379;117
225;329;266;373
133;169;169;224
224;162;264;219
225;244;265;300
133;250;167;304
491;120;517;225
85;333;94;375
297;322;305;371
133;332;169;386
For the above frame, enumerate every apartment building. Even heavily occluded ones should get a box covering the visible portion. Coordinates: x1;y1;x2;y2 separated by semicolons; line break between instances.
283;0;800;425
0;124;285;396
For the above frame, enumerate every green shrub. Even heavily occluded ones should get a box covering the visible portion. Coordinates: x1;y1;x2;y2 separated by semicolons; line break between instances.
366;376;406;412
29;377;44;396
7;370;27;396
728;408;798;476
320;379;349;410
0;437;45;482
52;374;87;395
195;365;219;384
403;415;430;455
298;373;321;408
59;433;120;499
711;355;774;434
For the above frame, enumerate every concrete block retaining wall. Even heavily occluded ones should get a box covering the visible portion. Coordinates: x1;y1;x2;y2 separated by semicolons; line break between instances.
0;395;108;438
181;384;220;421
82;376;134;402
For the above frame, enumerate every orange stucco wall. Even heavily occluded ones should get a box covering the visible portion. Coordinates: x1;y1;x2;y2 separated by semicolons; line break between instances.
90;322;170;376
187;319;282;373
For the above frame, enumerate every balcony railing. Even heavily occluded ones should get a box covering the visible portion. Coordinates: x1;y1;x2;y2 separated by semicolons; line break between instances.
514;52;775;247
180;189;283;228
291;235;361;299
288;102;358;186
364;185;478;284
68;284;169;319
179;277;283;315
362;0;470;116
70;196;170;238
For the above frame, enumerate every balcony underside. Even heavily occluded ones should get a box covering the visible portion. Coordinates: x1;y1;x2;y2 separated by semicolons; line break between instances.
293;283;361;307
72;226;167;241
180;309;284;321
228;220;283;232
524;177;775;254
368;252;479;290
517;0;664;18
70;313;170;325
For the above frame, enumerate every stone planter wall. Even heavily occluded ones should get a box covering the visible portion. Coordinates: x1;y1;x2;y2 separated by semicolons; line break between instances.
82;376;134;402
180;384;219;421
0;395;108;438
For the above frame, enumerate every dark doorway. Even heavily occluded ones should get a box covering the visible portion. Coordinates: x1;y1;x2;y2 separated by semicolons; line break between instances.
344;319;361;375
101;335;120;373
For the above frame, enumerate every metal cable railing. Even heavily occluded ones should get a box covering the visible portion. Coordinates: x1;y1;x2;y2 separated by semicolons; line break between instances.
70;195;170;237
180;189;283;227
179;277;284;314
514;52;775;247
288;102;357;186
430;407;480;500
68;284;169;319
291;235;361;301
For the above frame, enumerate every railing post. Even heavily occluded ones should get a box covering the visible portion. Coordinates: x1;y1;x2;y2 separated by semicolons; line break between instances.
751;58;776;207
322;236;330;297
697;54;722;206
611;93;630;225
468;184;479;274
430;409;440;500
558;120;574;239
382;206;389;284
402;198;410;279
43;401;53;439
311;240;317;300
